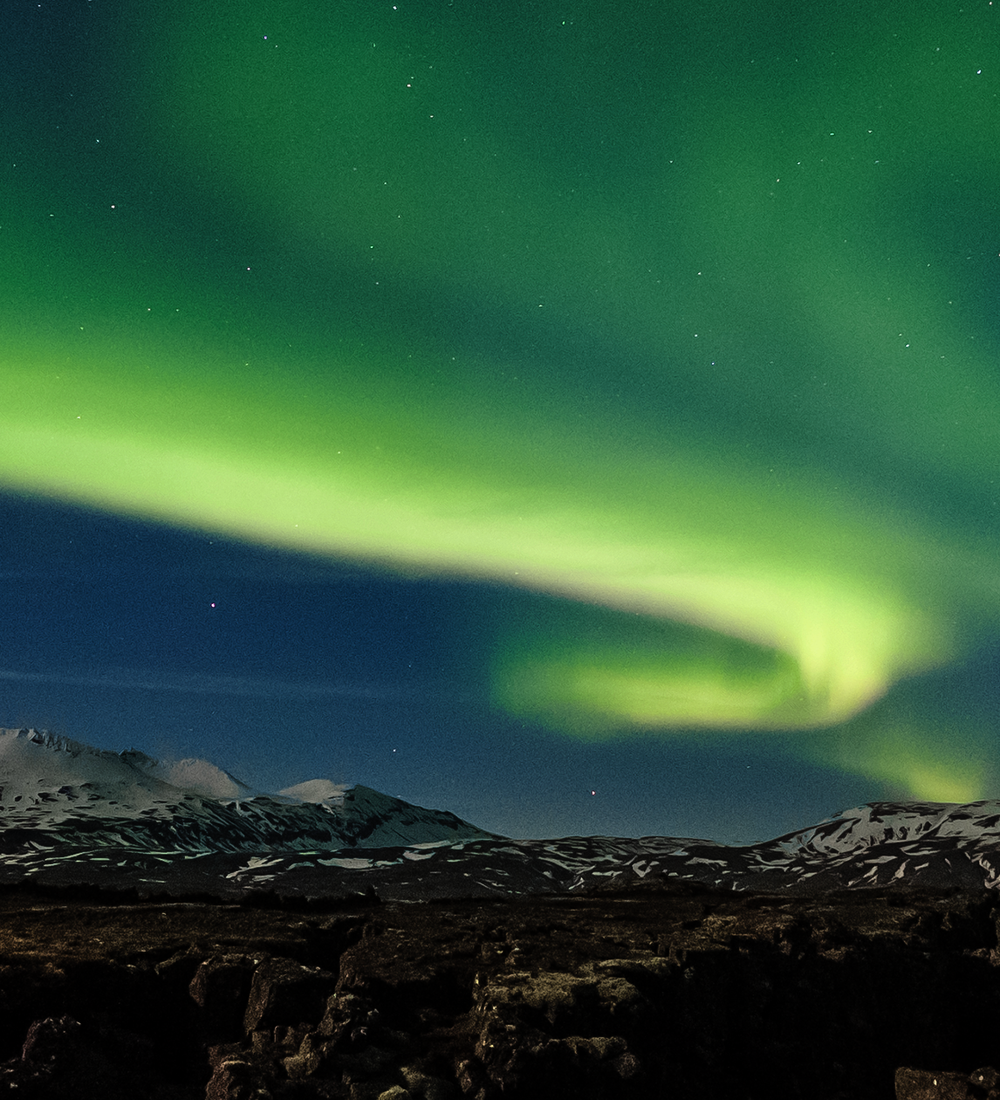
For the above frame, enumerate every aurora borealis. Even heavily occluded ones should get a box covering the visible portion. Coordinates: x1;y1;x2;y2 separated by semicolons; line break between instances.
2;1;1000;838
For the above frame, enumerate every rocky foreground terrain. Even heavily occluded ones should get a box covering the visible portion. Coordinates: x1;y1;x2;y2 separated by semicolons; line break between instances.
0;880;999;1100
6;728;1000;1097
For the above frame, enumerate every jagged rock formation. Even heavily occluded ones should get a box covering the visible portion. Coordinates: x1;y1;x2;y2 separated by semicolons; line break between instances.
1;881;1000;1099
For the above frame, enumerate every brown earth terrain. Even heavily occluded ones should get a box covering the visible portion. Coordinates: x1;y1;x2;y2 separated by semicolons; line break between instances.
0;878;998;1099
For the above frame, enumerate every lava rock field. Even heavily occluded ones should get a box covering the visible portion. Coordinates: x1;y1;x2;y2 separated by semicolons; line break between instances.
0;879;998;1099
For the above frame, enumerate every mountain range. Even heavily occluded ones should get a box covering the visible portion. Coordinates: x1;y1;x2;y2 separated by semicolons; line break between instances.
1;726;998;900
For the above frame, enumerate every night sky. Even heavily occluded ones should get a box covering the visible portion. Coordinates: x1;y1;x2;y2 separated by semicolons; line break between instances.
3;1;1000;843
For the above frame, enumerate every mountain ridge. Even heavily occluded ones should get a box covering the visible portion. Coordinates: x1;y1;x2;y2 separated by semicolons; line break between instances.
2;727;1000;900
0;727;497;855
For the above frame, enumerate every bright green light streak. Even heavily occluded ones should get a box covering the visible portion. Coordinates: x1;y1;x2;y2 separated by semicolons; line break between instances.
802;717;990;804
0;328;974;732
4;0;1000;753
493;576;948;733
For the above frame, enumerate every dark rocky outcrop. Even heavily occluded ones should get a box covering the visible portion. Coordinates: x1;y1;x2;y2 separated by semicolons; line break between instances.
243;956;338;1034
895;1065;1000;1099
0;882;1000;1097
190;955;260;1044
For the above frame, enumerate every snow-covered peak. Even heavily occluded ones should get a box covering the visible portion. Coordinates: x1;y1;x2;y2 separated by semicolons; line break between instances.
143;757;255;800
278;778;350;805
0;726;186;817
8;727;104;759
0;728;496;851
0;728;254;806
772;799;1000;858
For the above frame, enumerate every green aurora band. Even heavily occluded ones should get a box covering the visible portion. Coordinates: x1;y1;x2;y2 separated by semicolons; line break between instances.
3;1;1000;800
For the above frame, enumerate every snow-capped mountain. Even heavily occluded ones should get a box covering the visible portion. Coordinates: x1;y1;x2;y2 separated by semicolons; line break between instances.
3;728;1000;901
0;727;496;855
